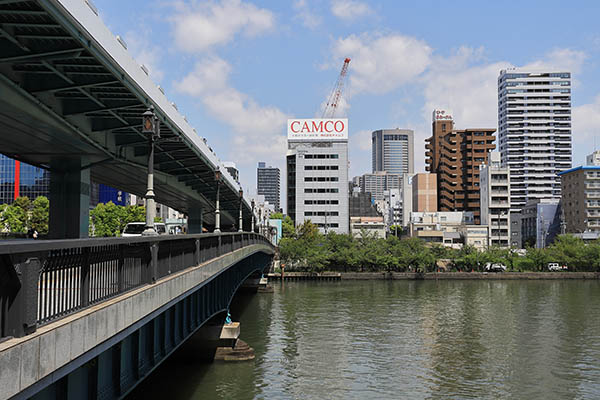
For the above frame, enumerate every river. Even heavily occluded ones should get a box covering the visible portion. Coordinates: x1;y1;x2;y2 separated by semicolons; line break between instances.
129;280;600;399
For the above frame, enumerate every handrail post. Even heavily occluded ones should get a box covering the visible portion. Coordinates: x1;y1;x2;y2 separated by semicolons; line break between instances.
195;239;201;266
81;247;90;307
149;242;158;284
3;257;41;338
118;244;124;292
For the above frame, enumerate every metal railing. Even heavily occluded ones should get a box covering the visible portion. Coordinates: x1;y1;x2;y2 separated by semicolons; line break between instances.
0;232;273;340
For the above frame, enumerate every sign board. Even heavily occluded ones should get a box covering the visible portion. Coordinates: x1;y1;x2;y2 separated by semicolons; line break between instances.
432;109;453;122
287;118;348;140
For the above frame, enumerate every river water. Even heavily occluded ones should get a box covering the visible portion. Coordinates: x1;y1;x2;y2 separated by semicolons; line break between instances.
130;280;600;399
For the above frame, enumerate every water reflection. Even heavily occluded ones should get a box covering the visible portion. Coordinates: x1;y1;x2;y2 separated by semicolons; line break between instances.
130;280;600;400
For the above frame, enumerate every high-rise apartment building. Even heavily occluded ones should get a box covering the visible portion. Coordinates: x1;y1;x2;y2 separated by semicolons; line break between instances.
257;162;280;212
480;152;511;247
286;119;349;234
497;70;572;210
372;129;414;175
425;110;496;224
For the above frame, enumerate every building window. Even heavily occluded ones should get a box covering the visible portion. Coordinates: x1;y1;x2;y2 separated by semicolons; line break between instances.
304;188;339;193
304;165;339;170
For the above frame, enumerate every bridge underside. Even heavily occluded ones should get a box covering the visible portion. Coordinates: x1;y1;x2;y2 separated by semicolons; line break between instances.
2;249;273;400
0;0;252;233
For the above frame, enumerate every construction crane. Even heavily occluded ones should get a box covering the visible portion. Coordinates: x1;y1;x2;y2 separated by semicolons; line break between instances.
322;57;350;118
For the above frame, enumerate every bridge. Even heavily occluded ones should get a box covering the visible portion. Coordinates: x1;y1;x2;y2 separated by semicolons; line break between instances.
0;1;280;399
0;0;255;236
0;232;276;399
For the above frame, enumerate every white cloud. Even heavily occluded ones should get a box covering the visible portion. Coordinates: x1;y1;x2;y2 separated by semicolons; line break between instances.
523;48;586;75
293;0;322;30
351;129;372;151
175;56;289;164
124;31;165;82
423;48;509;129
171;0;275;53
331;33;432;96
331;0;372;21
573;95;600;145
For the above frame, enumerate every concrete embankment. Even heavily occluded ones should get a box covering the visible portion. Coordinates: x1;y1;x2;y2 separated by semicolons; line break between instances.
271;272;600;280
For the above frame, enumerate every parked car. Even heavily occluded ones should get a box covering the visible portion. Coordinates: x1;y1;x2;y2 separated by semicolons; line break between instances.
122;222;167;237
484;262;507;272
547;262;568;271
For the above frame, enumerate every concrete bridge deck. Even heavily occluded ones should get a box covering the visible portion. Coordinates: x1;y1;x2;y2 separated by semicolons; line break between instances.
0;233;275;400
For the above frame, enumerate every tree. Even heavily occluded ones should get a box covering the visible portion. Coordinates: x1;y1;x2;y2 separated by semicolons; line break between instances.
90;202;124;237
270;212;295;238
1;197;31;233
270;212;284;220
297;220;320;243
547;234;585;270
30;196;49;234
123;205;146;227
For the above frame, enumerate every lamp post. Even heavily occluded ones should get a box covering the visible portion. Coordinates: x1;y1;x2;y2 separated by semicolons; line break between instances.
142;106;160;236
214;168;221;233
238;189;243;232
251;199;255;233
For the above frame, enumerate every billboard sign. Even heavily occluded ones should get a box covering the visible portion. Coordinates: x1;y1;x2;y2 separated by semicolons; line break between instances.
287;118;348;140
432;109;453;122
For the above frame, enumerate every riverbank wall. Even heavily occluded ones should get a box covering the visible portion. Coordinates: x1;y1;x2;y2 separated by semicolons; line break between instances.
270;272;600;280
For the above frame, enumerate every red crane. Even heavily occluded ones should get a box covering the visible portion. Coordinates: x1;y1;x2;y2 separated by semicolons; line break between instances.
322;58;350;118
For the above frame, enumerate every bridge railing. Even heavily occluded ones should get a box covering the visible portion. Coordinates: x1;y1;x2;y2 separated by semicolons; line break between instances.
0;232;273;340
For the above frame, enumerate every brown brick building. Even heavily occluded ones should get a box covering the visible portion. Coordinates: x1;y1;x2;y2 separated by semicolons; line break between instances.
425;110;496;224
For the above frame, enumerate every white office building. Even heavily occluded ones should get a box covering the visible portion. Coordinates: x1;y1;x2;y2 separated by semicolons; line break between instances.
480;152;511;247
286;119;349;234
497;69;572;211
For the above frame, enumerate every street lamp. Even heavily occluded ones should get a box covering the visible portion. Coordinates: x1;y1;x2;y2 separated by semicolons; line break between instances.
238;189;243;232
251;199;255;233
142;106;160;236
214;168;221;233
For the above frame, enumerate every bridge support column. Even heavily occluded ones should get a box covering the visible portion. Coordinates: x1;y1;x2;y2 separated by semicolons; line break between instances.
49;158;90;239
192;320;254;362
188;206;203;234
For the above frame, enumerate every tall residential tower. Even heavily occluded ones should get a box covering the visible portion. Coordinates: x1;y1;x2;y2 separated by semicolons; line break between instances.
497;70;572;210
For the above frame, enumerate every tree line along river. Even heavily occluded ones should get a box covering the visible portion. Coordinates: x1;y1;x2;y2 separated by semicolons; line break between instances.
130;280;600;400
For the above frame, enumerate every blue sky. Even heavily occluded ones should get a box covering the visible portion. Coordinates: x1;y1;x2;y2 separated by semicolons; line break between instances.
94;0;600;207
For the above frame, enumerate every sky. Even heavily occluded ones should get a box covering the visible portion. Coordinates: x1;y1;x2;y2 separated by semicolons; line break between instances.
94;0;600;210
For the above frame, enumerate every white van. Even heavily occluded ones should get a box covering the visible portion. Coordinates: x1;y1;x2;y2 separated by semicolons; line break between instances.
122;222;167;237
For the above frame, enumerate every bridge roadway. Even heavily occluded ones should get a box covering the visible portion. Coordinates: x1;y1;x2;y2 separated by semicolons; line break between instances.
0;232;276;400
0;0;253;236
